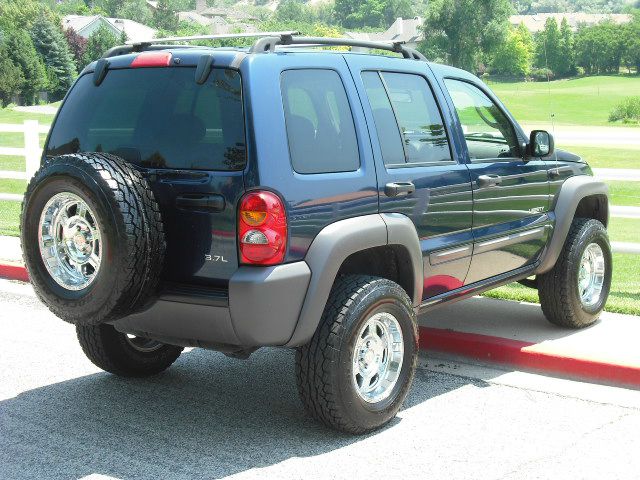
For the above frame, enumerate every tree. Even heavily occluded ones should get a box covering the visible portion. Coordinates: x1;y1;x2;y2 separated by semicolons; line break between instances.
117;0;153;25
0;36;24;106
83;25;119;64
419;0;513;72
534;17;561;74
557;17;576;76
575;20;625;74
333;0;413;29
622;10;640;74
5;29;47;105
274;0;310;23
491;22;533;77
64;27;88;72
0;0;43;31
30;14;76;100
152;0;179;31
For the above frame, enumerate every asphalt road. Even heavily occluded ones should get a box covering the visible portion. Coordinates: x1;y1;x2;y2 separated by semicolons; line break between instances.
1;279;640;480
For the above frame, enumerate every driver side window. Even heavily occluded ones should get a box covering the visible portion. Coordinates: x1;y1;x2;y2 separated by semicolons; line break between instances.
444;79;520;162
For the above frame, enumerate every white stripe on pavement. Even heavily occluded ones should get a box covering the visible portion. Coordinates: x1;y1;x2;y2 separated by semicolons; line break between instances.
612;242;640;254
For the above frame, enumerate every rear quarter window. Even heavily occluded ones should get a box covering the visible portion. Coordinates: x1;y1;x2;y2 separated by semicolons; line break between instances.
46;67;246;171
280;69;360;174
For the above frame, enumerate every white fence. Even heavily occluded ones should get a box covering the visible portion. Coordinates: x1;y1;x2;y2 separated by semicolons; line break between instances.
0;121;50;187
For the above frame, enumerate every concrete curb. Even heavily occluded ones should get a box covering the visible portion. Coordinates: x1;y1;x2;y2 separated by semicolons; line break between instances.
419;327;640;389
0;262;29;283
1;261;638;389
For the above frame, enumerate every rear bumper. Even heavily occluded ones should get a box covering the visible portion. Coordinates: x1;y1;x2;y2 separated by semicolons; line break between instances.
112;261;311;349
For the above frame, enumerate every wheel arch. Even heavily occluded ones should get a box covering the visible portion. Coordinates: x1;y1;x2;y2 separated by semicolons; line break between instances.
285;213;423;347
535;175;609;275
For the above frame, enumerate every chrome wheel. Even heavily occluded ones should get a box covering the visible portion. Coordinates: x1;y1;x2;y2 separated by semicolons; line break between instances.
125;334;164;353
578;242;606;308
38;192;102;291
352;311;404;404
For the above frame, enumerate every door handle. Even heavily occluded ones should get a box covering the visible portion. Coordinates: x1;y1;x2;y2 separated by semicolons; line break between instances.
384;182;415;197
477;174;502;187
175;194;225;211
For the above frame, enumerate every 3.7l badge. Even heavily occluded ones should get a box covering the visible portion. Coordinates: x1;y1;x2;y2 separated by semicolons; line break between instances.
205;254;228;263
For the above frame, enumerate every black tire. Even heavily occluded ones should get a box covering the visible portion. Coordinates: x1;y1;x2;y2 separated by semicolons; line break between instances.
296;275;418;434
21;153;165;326
538;218;612;328
77;324;183;377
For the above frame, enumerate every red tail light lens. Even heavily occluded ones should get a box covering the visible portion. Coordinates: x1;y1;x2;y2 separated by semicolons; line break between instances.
238;191;287;265
131;51;172;68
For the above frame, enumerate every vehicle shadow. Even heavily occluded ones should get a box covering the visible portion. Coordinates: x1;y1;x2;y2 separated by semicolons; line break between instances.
0;345;486;480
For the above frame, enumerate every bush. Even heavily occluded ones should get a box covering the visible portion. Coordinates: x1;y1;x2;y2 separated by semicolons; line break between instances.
529;67;554;82
608;97;640;123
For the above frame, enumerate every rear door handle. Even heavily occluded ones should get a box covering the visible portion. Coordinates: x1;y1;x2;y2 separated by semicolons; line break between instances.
477;175;502;187
385;182;415;197
175;194;225;212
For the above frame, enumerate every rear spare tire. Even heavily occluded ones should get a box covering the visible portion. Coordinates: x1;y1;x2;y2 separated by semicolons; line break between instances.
21;153;165;325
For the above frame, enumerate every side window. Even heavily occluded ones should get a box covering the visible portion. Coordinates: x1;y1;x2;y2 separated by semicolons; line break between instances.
362;71;452;167
444;79;521;162
281;69;360;174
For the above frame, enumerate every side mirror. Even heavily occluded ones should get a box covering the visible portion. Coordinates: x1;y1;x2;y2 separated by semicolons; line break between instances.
528;130;554;158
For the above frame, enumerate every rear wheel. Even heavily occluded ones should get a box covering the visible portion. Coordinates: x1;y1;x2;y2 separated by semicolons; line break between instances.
296;275;418;434
76;323;183;377
538;218;612;328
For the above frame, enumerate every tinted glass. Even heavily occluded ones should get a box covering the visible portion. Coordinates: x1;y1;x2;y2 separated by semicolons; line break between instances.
362;71;405;165
374;72;451;165
444;79;520;162
281;69;359;174
46;67;246;171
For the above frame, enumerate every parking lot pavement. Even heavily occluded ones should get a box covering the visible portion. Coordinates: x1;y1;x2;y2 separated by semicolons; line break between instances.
1;280;640;480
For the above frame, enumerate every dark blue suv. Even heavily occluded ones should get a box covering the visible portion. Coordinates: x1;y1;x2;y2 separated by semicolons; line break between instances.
21;33;611;433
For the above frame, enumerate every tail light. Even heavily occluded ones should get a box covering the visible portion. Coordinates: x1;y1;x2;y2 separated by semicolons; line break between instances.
238;191;287;265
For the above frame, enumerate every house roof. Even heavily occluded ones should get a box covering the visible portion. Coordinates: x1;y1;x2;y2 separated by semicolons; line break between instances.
345;17;424;44
177;11;213;26
510;13;631;32
62;15;157;43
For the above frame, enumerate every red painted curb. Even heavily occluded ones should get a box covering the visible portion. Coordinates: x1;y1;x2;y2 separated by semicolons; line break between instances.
0;262;28;283
419;326;640;388
0;261;637;388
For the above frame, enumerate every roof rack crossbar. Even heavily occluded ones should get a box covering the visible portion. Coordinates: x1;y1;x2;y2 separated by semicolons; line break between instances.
125;31;300;47
250;35;427;61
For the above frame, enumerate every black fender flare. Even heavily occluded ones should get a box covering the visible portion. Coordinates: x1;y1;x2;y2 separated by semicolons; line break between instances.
285;213;423;347
535;175;609;275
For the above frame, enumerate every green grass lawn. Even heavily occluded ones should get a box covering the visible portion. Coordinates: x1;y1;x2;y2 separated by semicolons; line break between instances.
0;107;55;125
485;253;640;315
559;145;640;169
0;132;48;149
0;200;20;237
608;217;640;243
607;181;640;207
0;179;26;195
487;75;640;126
0;156;25;171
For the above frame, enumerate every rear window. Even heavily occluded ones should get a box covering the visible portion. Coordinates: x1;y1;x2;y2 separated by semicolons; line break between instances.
46;67;246;171
281;69;360;174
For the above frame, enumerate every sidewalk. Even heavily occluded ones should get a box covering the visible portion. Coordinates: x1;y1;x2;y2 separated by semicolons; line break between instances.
420;296;640;388
594;168;640;182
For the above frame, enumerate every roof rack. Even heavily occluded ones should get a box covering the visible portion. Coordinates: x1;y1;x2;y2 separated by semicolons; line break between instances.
103;31;300;58
103;31;427;61
251;33;427;61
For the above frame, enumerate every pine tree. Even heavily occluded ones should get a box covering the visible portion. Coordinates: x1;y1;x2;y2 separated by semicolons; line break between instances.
5;28;47;105
30;14;76;100
0;38;24;107
535;17;561;75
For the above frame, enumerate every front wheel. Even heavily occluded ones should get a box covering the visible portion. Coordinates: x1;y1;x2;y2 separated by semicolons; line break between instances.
296;275;418;434
538;218;612;328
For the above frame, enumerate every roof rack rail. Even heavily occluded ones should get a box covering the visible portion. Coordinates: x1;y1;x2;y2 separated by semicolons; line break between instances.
126;31;300;47
250;34;427;61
